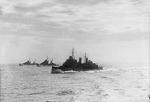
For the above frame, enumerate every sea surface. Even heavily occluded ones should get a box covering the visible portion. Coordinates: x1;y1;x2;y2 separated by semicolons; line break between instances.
0;65;149;102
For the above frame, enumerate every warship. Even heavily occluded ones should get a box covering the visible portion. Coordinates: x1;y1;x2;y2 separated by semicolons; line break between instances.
51;49;103;74
37;57;57;67
19;59;38;66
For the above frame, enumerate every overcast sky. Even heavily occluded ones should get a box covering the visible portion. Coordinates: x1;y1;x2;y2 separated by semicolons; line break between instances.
0;0;149;66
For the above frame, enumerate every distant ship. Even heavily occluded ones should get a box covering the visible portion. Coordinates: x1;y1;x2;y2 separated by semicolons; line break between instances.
19;58;58;67
19;59;39;66
37;58;58;67
51;49;103;74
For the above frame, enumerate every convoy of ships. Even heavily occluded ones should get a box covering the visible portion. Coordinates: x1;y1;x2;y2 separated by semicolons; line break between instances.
19;49;103;73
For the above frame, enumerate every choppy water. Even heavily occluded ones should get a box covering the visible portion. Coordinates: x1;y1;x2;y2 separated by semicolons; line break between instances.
0;65;149;102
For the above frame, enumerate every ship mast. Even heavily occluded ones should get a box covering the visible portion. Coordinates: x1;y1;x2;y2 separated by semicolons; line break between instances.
46;56;48;60
84;52;86;63
29;58;31;62
50;58;53;63
72;48;75;59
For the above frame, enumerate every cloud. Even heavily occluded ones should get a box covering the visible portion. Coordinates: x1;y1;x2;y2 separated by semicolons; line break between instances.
14;2;55;14
6;0;49;6
0;0;149;64
0;0;149;36
54;0;111;6
0;6;2;15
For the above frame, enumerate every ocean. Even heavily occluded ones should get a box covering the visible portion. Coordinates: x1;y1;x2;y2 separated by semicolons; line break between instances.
0;65;149;102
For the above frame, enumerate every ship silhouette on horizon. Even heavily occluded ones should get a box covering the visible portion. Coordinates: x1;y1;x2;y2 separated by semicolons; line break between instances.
51;49;103;73
19;59;39;66
37;57;58;67
19;58;58;67
19;48;103;73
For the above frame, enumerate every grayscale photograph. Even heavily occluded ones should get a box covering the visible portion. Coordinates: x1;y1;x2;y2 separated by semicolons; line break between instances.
0;0;149;102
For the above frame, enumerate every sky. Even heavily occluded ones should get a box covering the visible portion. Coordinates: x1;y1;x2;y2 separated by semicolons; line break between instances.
0;0;149;66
